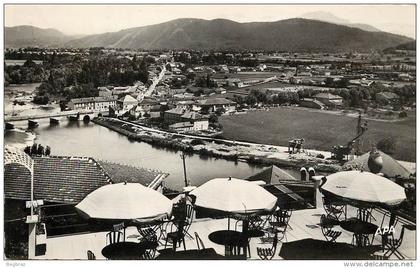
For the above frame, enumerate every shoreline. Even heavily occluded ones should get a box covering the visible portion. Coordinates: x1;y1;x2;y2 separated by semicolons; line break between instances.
92;117;343;173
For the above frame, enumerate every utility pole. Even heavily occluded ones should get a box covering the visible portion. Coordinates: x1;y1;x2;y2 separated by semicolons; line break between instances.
180;153;188;187
355;111;362;155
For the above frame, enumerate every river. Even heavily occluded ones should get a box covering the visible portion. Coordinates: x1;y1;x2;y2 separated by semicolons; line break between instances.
5;120;273;191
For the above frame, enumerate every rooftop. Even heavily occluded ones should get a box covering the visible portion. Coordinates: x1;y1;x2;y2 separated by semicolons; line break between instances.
70;96;118;104
197;98;236;106
4;156;166;204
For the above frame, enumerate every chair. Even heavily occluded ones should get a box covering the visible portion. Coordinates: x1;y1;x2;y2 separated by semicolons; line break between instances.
323;197;346;220
195;232;205;250
383;225;406;259
164;220;187;251
357;207;376;223
106;230;124;245
164;202;188;250
379;213;398;247
257;232;278;260
87;250;96;260
137;226;158;243
268;209;292;241
320;214;342;242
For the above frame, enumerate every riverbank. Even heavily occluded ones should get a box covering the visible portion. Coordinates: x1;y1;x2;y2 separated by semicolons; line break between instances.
92;117;343;173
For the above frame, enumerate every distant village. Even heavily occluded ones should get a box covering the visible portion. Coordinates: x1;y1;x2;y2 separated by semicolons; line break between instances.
5;46;416;136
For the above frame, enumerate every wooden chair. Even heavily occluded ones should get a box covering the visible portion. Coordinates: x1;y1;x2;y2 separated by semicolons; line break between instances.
257;232;278;260
383;225;407;260
320;214;342;243
87;250;96;260
106;230;125;245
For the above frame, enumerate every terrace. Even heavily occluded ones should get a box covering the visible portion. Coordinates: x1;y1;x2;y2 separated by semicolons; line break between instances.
33;199;415;260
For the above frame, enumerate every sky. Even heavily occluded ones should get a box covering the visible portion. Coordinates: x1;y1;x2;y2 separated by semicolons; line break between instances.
4;4;416;38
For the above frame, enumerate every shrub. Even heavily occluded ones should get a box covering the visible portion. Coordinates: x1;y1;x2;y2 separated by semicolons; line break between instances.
377;137;397;155
399;111;408;118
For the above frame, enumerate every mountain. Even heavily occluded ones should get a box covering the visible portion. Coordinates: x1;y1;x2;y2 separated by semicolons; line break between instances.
5;25;73;48
301;11;382;32
66;18;412;52
384;40;416;53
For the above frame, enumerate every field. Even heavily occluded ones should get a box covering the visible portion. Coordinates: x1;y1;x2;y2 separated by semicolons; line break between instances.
219;107;416;162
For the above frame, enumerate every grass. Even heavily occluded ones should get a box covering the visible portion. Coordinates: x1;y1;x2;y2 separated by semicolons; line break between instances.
219;107;416;162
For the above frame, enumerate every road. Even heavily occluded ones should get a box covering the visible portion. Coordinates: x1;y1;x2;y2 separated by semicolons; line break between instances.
144;65;166;97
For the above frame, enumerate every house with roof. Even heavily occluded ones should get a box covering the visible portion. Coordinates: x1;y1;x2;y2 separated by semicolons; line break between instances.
130;98;160;118
164;107;209;131
180;111;209;131
196;98;237;113
164;107;186;124
98;87;113;97
376;91;400;105
299;98;325;109
313;92;343;107
118;95;138;111
67;96;118;112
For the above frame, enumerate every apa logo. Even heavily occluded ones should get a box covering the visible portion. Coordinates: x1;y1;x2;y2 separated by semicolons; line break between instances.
375;226;395;236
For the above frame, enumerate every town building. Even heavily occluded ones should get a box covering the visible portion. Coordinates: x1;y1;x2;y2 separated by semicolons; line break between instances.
376;91;400;105
313;93;343;107
67;96;118;112
299;98;325;109
118;95;139;111
196;98;237;113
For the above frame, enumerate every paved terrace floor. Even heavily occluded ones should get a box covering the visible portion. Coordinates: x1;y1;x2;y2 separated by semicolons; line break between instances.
34;206;415;260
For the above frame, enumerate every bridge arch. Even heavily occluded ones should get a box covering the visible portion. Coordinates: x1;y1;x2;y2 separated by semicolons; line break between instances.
83;115;91;122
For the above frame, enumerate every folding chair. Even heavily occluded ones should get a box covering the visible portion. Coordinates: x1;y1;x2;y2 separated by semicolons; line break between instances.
320;214;342;243
257;232;278;260
323;197;346;220
268;209;292;241
87;250;96;260
383;225;407;260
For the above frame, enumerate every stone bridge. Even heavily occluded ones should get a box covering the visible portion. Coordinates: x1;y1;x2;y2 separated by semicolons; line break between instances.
4;110;101;129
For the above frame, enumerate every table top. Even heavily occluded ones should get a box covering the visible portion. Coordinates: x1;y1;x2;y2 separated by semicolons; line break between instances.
101;242;147;260
208;230;248;247
156;248;224;260
340;219;378;235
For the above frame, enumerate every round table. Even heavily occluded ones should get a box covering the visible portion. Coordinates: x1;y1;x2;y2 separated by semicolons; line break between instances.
102;242;146;260
340;219;378;235
208;230;248;247
340;219;378;247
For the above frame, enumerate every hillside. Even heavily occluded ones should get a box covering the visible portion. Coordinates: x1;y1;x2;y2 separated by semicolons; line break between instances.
6;18;413;51
66;18;412;51
5;25;73;48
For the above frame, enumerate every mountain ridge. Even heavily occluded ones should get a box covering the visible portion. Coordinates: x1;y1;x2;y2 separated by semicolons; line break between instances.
6;18;414;51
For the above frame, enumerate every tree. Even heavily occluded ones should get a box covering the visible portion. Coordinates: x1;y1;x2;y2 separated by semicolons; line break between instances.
377;137;397;155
